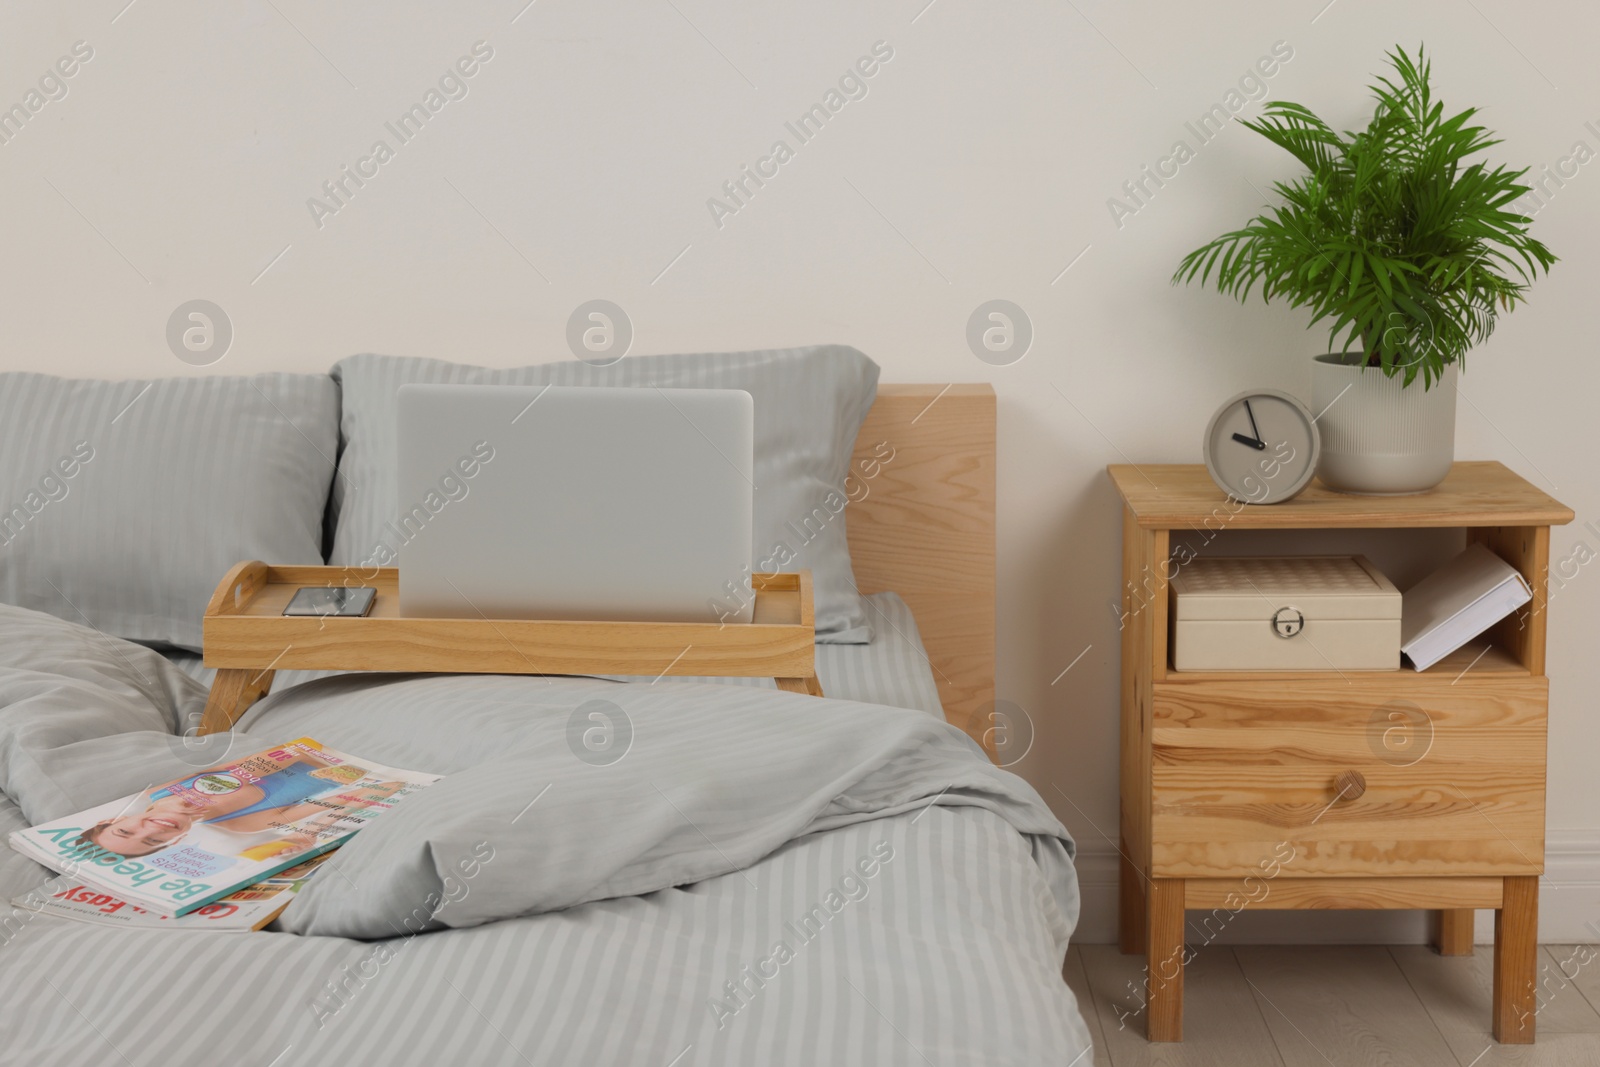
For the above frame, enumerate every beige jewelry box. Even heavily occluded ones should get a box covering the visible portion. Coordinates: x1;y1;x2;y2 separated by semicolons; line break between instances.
1169;555;1401;671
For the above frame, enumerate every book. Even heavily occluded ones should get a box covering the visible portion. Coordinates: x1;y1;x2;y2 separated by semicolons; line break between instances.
14;852;334;932
8;738;440;917
1401;544;1533;672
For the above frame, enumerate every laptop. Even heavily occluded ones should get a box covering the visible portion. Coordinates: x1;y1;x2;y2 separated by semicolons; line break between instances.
395;383;754;624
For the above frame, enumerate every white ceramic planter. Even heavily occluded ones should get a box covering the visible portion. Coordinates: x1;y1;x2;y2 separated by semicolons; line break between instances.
1311;353;1457;495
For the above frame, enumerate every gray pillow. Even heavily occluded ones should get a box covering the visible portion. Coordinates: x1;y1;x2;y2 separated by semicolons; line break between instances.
329;347;879;642
0;373;339;650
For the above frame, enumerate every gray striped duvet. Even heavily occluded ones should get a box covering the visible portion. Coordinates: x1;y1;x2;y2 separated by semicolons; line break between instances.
0;604;1091;1066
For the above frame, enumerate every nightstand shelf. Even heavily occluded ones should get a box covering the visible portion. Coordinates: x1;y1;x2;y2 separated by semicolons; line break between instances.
1108;461;1572;1045
1163;641;1530;683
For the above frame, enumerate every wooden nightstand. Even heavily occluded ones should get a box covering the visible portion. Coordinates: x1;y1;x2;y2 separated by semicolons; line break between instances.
1107;461;1572;1044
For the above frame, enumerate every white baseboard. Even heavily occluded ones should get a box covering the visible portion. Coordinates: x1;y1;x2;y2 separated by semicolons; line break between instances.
1071;830;1600;945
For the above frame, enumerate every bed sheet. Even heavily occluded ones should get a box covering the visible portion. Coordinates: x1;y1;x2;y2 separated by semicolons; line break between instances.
0;603;1089;1067
1;805;1088;1066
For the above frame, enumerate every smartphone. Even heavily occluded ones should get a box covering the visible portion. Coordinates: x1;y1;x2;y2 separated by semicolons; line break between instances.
282;587;377;618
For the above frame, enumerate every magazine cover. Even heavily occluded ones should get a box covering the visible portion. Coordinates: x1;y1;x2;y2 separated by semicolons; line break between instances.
14;852;335;932
8;738;440;917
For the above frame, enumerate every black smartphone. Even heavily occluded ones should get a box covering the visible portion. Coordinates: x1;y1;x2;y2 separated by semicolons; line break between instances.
282;587;377;618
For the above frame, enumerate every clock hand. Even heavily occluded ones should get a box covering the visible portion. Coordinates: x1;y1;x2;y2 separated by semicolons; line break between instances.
1232;432;1267;450
1244;399;1263;443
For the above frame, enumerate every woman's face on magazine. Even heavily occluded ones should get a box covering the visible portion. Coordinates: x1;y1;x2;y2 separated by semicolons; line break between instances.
99;795;200;854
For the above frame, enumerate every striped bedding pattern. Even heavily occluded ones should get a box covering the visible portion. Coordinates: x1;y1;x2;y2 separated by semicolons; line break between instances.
0;372;338;650
0;602;1089;1067
0;807;1088;1065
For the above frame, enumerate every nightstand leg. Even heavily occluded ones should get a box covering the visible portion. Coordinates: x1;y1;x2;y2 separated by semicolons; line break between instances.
1493;876;1539;1044
1145;878;1185;1042
1431;909;1476;956
1119;837;1146;954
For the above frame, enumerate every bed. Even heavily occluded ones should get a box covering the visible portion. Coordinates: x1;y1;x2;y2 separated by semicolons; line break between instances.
0;362;1090;1066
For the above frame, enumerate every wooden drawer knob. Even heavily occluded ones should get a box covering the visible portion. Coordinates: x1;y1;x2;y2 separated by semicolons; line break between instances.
1335;769;1367;800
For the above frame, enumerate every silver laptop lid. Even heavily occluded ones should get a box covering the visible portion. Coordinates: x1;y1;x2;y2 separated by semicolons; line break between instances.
396;384;754;623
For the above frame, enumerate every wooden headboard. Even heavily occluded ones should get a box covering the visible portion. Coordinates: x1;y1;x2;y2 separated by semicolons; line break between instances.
845;384;995;751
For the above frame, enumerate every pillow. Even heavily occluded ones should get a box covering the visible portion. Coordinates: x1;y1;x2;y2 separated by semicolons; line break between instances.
0;373;339;650
329;347;879;642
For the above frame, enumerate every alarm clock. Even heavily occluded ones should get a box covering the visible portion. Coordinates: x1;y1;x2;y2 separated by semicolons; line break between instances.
1202;389;1320;504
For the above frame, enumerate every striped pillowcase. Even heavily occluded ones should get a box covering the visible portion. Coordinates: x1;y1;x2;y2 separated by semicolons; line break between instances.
0;373;339;650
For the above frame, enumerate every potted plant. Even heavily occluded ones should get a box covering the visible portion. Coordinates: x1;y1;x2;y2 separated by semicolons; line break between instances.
1173;46;1556;494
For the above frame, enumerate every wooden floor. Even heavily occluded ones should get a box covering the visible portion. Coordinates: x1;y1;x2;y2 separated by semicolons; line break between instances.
1066;943;1600;1066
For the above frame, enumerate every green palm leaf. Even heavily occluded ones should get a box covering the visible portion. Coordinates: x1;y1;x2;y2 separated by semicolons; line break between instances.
1172;45;1555;388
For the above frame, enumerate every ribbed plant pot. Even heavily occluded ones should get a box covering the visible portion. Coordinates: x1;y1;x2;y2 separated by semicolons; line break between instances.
1311;353;1457;495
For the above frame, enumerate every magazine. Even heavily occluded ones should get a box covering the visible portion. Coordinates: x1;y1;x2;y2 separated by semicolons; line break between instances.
8;738;440;917
15;852;335;932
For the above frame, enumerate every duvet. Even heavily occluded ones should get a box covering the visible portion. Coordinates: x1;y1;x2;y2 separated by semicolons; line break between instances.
0;605;1091;1066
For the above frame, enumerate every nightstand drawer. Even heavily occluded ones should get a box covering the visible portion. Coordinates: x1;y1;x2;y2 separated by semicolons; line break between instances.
1148;677;1548;879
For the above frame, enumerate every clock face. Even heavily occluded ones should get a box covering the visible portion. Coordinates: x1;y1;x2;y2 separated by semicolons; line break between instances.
1203;389;1321;504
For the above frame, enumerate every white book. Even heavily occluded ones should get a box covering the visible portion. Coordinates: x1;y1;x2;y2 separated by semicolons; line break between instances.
1401;544;1532;672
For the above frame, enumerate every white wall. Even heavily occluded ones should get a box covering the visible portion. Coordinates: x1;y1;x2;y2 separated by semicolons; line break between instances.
3;0;1596;941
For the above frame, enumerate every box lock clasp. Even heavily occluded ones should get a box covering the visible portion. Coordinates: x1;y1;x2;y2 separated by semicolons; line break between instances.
1271;606;1305;639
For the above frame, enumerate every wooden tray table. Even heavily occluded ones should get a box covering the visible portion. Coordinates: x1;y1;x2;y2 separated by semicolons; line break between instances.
198;561;822;735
